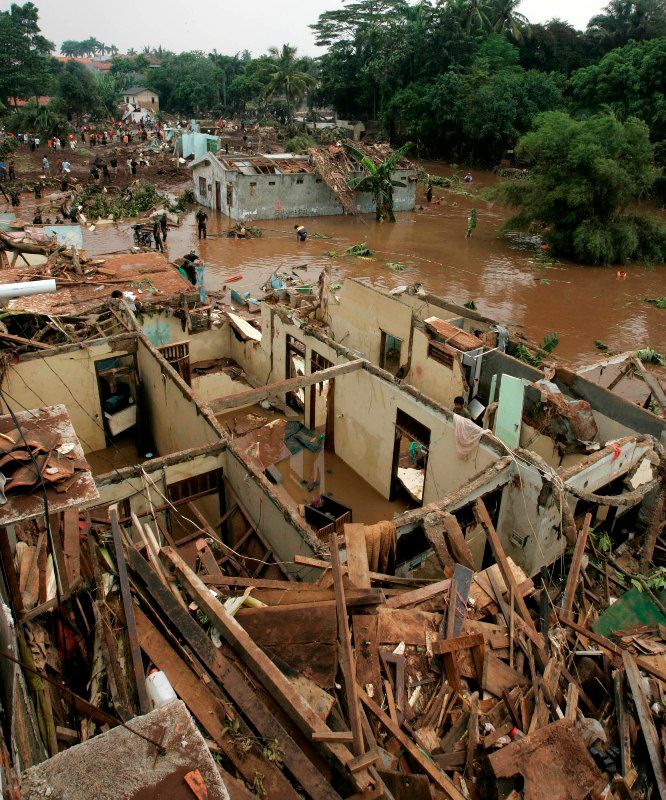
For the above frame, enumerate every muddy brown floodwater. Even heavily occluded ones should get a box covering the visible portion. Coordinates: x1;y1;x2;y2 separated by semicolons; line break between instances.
82;164;665;366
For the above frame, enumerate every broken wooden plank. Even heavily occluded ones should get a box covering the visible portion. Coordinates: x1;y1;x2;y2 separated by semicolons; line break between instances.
562;513;592;617
210;360;364;413
558;613;666;682
352;615;383;706
330;531;365;756
622;651;666;798
345;523;371;590
196;538;225;580
128;548;340;800
162;546;372;791
62;508;80;587
614;669;631;777
134;607;298;800
358;686;466;800
385;579;451;610
440;514;475;570
109;505;150;714
474;499;544;651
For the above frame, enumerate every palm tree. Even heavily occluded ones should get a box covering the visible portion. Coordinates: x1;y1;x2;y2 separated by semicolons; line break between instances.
492;0;530;41
345;142;412;222
456;0;493;33
263;44;316;123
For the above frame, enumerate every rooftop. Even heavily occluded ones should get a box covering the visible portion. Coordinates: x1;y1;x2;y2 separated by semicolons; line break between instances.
0;404;98;526
5;252;195;316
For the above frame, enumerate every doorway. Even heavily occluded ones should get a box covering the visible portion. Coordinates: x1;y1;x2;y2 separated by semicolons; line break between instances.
390;409;431;505
226;183;233;211
215;181;221;211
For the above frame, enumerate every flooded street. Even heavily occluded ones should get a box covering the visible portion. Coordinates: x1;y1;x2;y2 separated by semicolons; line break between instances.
83;166;665;366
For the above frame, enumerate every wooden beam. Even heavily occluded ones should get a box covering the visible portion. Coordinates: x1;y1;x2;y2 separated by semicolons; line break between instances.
474;499;544;652
210;359;365;413
344;523;371;590
562;513;592;616
623;651;666;798
358;685;466;800
134;607;298;800
162;546;373;792
558;613;666;682
128;548;338;800
109;505;150;714
385;579;451;609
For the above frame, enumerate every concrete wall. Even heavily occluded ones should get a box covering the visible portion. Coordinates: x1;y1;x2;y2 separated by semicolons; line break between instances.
139;310;231;364
407;327;467;409
2;340;133;454
192;162;416;220
136;336;221;456
325;280;412;367
223;446;321;578
333;367;499;503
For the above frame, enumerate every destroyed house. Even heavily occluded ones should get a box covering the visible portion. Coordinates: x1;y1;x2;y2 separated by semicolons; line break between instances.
0;258;664;796
190;145;417;220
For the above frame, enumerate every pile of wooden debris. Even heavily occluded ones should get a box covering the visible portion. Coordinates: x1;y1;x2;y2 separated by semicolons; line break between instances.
4;491;664;800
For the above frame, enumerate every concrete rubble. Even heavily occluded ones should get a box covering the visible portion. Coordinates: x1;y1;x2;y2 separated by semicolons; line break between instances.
0;220;662;800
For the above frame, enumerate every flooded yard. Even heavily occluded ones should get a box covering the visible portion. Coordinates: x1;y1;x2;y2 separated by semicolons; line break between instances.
82;166;665;367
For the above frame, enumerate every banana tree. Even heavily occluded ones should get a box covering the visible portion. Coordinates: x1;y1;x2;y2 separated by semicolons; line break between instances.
345;142;412;222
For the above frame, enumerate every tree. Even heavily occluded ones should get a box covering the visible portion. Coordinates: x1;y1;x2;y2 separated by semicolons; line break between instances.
346;141;412;221
0;2;54;104
56;60;99;122
569;37;666;142
263;44;316;122
498;111;665;264
518;20;590;76
490;0;530;41
586;0;666;54
148;52;223;115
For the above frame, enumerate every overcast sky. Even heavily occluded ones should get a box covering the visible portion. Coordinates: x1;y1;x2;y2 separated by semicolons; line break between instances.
3;0;608;57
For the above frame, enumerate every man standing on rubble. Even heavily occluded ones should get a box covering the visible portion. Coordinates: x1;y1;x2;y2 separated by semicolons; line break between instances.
152;218;164;252
42;155;50;175
160;212;168;242
196;208;208;240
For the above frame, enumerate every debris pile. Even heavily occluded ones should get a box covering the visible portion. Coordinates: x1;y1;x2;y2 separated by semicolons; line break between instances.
7;484;664;799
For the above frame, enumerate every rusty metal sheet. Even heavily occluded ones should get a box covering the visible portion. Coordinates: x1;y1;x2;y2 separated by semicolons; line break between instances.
6;252;195;316
0;404;98;526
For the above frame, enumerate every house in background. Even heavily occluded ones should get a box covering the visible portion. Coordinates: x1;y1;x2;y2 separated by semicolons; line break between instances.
123;86;159;113
190;146;417;220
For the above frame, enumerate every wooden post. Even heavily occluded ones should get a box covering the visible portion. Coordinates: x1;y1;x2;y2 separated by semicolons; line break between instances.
623;651;666;798
109;505;149;714
330;531;365;756
562;513;592;616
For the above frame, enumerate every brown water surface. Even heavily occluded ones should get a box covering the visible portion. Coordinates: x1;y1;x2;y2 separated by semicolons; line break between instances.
82;165;665;366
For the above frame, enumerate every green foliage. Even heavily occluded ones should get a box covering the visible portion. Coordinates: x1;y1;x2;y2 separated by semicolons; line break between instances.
595;340;609;350
466;208;478;238
346;141;412;222
632;566;666;592
148;52;224;115
56;61;99;121
174;188;195;211
570;37;666;142
498;111;666;265
635;346;665;364
263;44;316;122
4;100;68;139
542;331;560;352
284;134;315;153
73;182;169;221
0;138;17;160
642;296;666;307
345;242;373;256
0;2;54;104
464;300;477;309
385;261;406;270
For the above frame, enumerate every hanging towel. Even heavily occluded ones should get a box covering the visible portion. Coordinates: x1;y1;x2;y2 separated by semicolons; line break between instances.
453;413;490;460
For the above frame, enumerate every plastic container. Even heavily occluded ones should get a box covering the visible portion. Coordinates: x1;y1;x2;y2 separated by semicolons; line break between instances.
146;669;177;709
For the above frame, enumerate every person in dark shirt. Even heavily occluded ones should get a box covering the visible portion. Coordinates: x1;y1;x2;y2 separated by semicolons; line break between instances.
152;220;164;252
453;396;472;418
195;209;208;239
160;212;168;241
